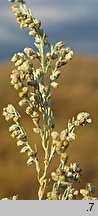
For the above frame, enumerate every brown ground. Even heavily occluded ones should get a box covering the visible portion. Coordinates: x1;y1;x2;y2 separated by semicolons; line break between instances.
0;55;98;199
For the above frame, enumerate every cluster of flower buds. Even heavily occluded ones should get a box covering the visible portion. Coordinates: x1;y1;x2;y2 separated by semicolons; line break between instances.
47;185;79;200
80;183;97;200
11;52;26;66
11;50;42;87
10;69;23;90
24;47;38;60
10;1;41;36
19;86;28;97
10;50;43;129
51;131;69;162
65;188;79;200
29;93;40;107
63;162;82;183
10;53;27;90
2;195;18;200
47;191;59;200
10;52;36;91
47;45;73;89
47;41;73;65
46;42;65;61
8;117;27;146
46;42;73;67
3;104;20;122
3;105;37;166
34;68;43;80
11;52;33;72
56;49;73;68
51;162;82;186
31;111;40;123
51;112;92;166
50;70;61;82
50;70;60;89
75;112;92;126
3;105;27;148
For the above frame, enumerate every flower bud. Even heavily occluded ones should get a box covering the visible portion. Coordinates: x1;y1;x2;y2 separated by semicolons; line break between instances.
20;146;29;153
11;130;19;138
56;169;62;178
32;111;39;119
33;128;40;134
66;132;77;142
25;106;33;115
60;130;67;141
67;172;73;177
15;59;24;67
20;22;25;29
56;41;65;48
64;165;70;172
24;47;35;57
16;17;23;24
35;35;41;43
13;116;19;122
19;98;27;106
59;175;65;181
51;193;59;200
33;18;41;29
11;6;19;13
73;190;79;196
29;29;36;36
47;192;52;199
51;172;58;181
17;133;26;140
76;112;92;126
22;87;28;93
60;152;68;161
80;189;89;196
9;124;18;132
11;53;19;62
51;131;60;140
46;52;51;59
17;140;24;146
14;82;22;90
19;92;24;97
51;81;59;88
29;23;35;30
65;51;74;62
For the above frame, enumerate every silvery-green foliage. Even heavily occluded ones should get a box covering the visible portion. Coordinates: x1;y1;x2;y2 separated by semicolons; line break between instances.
2;0;97;200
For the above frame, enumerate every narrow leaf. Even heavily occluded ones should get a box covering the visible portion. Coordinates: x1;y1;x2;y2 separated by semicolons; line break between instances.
20;146;28;153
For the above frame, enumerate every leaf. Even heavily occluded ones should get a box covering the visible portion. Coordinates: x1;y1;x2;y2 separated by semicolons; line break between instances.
47;93;52;99
72;117;75;124
34;42;40;49
35;159;40;173
34;144;37;152
68;118;75;133
33;128;40;134
49;145;56;162
50;44;54;52
20;146;29;153
48;111;55;129
27;157;34;166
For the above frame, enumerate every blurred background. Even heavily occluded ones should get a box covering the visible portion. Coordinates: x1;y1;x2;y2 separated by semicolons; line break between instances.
0;0;98;199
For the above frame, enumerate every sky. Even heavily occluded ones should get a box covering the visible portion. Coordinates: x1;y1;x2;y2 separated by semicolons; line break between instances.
0;0;98;61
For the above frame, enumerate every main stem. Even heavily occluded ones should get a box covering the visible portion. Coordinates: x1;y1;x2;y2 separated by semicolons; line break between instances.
38;35;51;200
